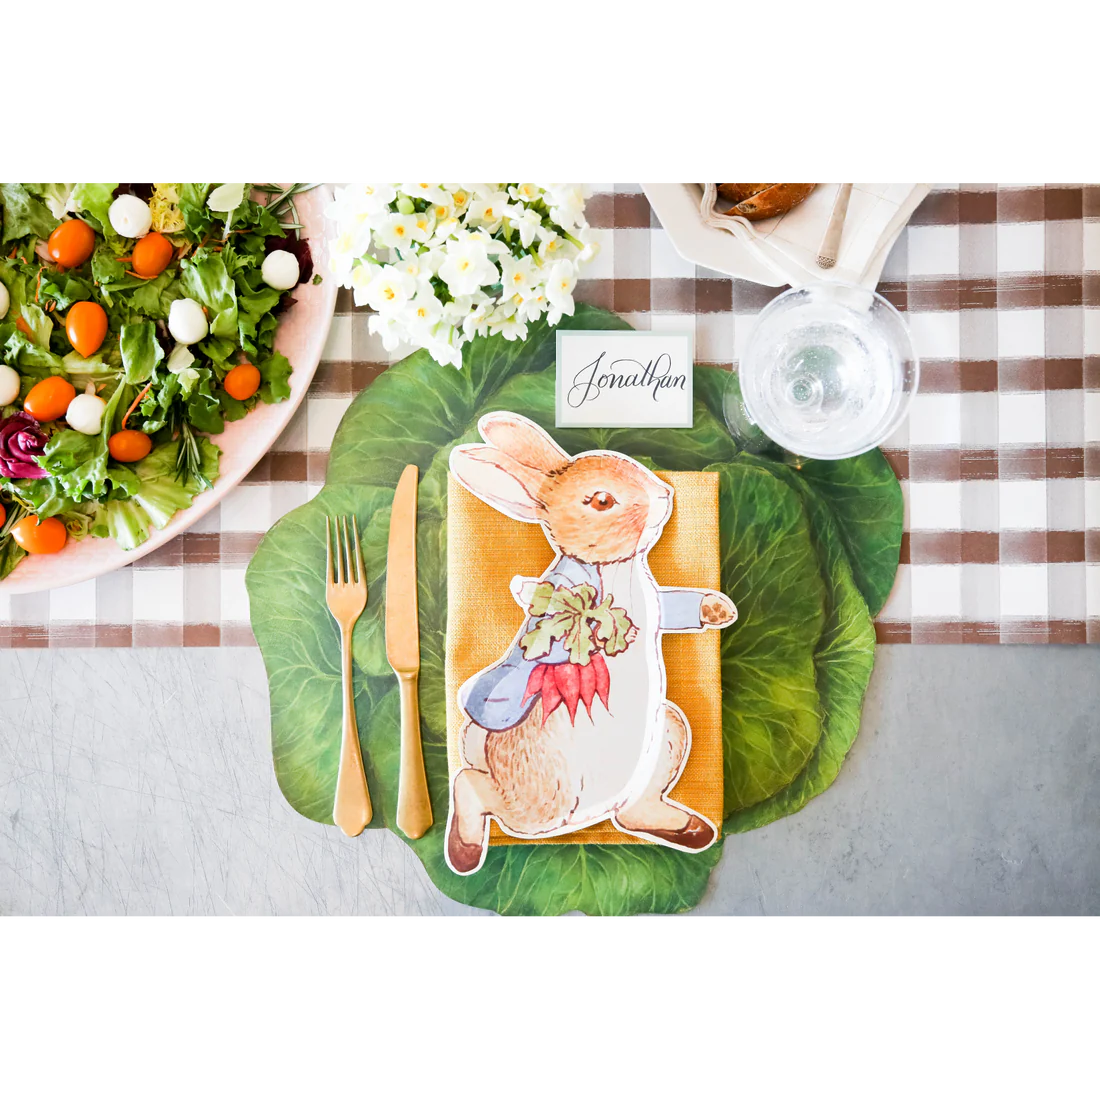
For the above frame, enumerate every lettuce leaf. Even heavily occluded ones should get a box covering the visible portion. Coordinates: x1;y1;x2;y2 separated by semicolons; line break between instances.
0;259;29;321
0;321;64;374
120;321;164;383
177;184;213;237
0;183;58;247
37;382;127;499
258;351;292;403
69;183;117;234
95;437;220;550
180;251;238;339
18;303;52;348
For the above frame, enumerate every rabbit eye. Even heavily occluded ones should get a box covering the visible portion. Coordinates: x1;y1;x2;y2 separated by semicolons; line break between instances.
584;491;617;512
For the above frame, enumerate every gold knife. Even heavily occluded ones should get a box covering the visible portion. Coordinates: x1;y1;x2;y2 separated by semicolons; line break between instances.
386;464;433;839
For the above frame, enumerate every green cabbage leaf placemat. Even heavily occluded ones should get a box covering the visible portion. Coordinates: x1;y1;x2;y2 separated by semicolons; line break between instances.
246;305;903;915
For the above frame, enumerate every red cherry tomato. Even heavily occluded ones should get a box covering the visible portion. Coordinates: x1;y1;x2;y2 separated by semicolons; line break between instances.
0;503;6;527
108;429;153;463
47;219;96;268
66;301;108;357
131;232;174;278
10;515;67;554
24;376;77;422
224;363;261;401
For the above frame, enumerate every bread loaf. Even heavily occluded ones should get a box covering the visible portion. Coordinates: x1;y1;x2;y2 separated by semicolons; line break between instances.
715;183;816;221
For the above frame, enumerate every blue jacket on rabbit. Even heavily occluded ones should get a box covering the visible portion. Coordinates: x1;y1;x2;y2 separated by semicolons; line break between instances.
459;554;705;732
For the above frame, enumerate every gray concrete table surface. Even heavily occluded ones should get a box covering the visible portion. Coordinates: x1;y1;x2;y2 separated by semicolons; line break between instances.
1;645;1097;915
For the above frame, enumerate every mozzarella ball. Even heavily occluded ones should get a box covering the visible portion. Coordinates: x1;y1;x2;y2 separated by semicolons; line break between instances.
0;281;9;319
261;250;300;291
0;363;21;406
168;298;209;345
66;392;108;435
108;194;153;238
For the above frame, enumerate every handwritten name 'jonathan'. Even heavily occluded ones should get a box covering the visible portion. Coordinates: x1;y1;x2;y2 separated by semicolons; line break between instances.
567;352;687;408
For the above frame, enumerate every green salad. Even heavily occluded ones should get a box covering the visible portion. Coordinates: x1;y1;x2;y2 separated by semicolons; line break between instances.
0;183;317;580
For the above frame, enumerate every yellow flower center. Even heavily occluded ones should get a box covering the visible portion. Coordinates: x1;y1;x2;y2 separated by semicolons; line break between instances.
394;225;406;237
458;260;470;272
383;287;395;301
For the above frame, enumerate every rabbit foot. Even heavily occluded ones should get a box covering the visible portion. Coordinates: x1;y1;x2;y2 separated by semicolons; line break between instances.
447;814;487;875
629;815;716;851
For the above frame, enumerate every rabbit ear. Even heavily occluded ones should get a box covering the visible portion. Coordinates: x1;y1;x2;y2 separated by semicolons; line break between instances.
450;444;547;523
478;413;570;474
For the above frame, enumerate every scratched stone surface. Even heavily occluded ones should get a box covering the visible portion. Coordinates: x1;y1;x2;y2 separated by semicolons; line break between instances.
1;646;1098;915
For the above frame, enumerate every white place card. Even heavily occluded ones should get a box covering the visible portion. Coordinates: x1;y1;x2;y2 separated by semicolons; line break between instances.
555;330;694;429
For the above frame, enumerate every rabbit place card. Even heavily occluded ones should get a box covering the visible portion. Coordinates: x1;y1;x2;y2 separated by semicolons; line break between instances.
445;412;738;876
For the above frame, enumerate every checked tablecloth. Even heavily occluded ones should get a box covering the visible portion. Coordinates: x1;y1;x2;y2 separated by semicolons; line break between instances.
3;182;1099;648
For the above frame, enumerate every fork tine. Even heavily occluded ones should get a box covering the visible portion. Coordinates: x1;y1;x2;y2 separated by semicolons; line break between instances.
352;515;364;587
336;515;346;585
325;515;333;585
339;516;351;585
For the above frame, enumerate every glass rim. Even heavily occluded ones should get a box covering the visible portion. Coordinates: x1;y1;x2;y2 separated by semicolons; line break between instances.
738;280;920;461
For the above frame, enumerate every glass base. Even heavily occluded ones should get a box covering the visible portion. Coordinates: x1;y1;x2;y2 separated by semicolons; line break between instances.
722;370;804;468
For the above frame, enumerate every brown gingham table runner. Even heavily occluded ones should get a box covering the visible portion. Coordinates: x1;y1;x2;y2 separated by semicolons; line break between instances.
2;182;1098;648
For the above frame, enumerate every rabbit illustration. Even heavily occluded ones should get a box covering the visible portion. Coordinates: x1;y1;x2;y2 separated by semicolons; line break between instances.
446;412;737;875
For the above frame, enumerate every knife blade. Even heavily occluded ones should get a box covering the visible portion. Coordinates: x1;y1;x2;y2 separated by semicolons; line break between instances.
386;464;420;674
386;464;432;839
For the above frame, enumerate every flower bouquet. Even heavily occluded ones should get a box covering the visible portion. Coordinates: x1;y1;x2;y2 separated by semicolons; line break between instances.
324;184;599;367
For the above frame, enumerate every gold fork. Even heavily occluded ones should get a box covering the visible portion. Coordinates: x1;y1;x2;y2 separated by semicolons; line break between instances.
325;515;372;837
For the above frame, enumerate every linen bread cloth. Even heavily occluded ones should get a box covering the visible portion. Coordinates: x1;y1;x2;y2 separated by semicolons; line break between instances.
445;469;724;846
699;182;931;289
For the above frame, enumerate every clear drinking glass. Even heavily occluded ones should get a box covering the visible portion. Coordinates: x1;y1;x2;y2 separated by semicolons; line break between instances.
724;282;919;461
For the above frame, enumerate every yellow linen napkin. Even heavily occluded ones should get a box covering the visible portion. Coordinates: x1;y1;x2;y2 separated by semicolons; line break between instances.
445;470;723;846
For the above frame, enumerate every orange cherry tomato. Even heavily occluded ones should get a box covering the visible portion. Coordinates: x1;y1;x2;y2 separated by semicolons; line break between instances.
0;503;6;527
108;429;153;463
24;376;76;422
66;300;108;357
15;316;33;338
131;232;174;278
10;515;67;555
224;363;261;401
47;219;96;268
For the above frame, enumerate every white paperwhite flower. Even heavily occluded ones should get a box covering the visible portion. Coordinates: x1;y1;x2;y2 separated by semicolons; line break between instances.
577;226;601;264
375;213;429;252
498;315;528;341
509;183;541;205
536;229;565;262
362;265;418;312
462;300;492;340
518;291;548;323
350;261;376;307
545;259;577;315
465;190;512;233
499;254;539;299
510;206;544;249
394;251;437;288
438;236;498;296
402;183;448;205
402;291;444;333
327;182;597;368
447;186;473;215
368;311;405;352
360;183;398;214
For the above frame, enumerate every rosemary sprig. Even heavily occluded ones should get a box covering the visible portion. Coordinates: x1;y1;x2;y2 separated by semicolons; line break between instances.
170;408;212;491
0;497;29;539
256;183;321;240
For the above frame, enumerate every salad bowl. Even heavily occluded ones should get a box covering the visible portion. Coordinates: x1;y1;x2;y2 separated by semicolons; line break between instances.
1;185;337;596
